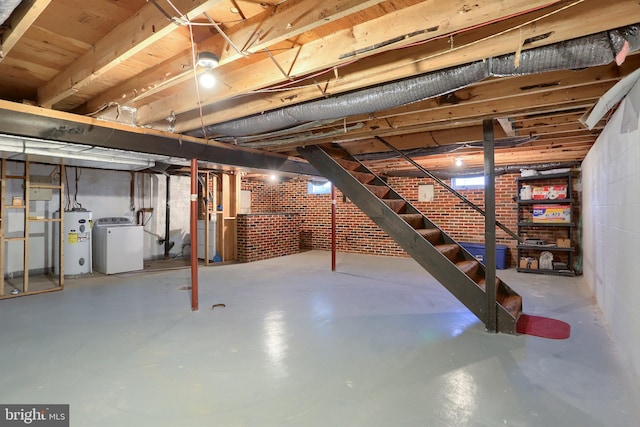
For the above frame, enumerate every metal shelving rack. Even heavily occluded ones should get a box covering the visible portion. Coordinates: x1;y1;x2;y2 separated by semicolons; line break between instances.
516;172;576;276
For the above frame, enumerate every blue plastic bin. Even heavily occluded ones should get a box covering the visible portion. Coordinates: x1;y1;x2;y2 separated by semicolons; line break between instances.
459;242;508;269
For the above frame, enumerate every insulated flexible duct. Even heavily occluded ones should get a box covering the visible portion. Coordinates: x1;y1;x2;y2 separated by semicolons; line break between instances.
188;24;640;139
385;162;578;179
0;0;21;27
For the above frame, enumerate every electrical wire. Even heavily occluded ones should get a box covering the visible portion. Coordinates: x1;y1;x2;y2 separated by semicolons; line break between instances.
64;166;70;211
187;20;209;140
248;1;583;97
391;0;586;72
163;0;209;139
73;168;82;209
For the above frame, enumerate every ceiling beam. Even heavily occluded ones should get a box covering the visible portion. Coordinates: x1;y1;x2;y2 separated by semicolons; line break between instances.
0;100;317;176
218;0;386;63
80;0;383;114
497;118;516;137
0;0;52;61
37;0;221;108
138;0;564;126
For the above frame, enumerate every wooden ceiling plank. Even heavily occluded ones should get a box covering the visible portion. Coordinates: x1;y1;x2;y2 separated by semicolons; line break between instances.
170;0;640;132
37;0;222;108
497;117;516;137
81;0;382;113
80;35;229;114
0;0;53;61
219;0;387;63
387;83;611;129
138;0;566;126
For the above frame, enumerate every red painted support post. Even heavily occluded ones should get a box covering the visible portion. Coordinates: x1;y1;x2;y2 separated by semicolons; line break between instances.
331;183;336;271
190;158;199;311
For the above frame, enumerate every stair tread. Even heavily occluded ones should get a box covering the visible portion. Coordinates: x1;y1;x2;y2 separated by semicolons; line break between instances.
399;213;424;229
365;184;390;198
500;295;523;318
350;170;376;184
456;259;480;269
416;228;442;244
476;278;523;318
382;199;406;213
336;158;361;170
436;244;460;262
456;260;481;280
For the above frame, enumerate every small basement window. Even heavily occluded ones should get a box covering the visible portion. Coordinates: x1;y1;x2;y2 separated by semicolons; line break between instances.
308;180;332;194
451;175;485;190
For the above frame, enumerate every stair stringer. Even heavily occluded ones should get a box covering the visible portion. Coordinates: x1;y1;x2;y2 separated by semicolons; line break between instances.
299;145;520;334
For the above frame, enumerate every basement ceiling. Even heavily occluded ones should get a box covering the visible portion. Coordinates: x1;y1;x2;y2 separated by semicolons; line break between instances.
0;0;639;175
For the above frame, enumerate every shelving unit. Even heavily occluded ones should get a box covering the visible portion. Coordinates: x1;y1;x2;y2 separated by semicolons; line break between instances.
1;160;65;298
516;172;576;276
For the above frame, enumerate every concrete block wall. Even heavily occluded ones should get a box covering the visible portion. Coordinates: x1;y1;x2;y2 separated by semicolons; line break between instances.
2;163;190;276
581;77;640;380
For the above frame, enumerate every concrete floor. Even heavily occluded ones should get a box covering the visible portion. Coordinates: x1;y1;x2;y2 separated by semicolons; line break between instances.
1;250;638;427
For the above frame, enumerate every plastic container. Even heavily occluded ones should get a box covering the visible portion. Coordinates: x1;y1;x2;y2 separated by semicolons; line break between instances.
520;185;532;200
459;242;508;269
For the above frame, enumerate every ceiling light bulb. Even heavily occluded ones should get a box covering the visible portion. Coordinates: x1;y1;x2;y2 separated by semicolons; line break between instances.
455;158;463;167
199;70;216;88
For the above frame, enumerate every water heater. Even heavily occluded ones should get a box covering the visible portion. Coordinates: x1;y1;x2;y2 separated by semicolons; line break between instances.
54;210;92;276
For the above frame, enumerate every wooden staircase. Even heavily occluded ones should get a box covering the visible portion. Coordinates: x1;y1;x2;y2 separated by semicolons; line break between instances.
299;145;522;334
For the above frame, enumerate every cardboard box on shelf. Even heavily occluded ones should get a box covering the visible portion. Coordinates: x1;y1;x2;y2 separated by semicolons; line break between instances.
519;257;539;270
532;205;571;223
556;238;571;248
532;185;567;200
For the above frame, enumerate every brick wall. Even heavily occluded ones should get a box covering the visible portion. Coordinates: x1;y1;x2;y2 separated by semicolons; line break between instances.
241;174;580;267
388;175;519;265
237;213;301;262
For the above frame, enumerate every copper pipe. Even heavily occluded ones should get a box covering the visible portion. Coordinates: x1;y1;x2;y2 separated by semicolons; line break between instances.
190;158;199;311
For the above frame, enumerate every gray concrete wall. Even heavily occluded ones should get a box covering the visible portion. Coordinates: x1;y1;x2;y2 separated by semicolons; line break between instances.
581;77;640;380
3;165;190;275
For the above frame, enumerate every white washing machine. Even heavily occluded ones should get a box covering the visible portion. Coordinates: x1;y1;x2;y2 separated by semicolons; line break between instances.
92;217;144;274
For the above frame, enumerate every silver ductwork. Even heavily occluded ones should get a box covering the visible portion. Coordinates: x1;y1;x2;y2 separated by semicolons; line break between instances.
0;0;21;26
188;24;640;139
385;162;578;179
